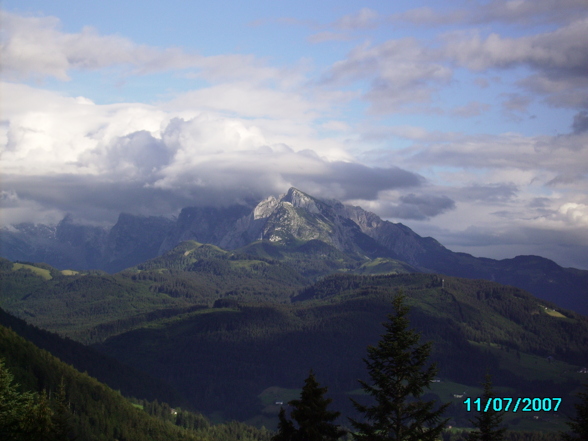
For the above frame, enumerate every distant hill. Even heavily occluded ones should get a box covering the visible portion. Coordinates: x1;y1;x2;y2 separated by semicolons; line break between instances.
2;187;586;315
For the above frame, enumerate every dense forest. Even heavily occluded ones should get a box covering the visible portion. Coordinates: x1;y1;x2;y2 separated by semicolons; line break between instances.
1;244;587;439
0;322;272;441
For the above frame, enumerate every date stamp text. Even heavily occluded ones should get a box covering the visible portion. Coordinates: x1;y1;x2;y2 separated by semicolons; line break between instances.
463;397;561;413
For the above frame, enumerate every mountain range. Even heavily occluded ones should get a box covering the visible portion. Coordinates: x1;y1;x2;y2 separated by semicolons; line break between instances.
2;207;588;436
2;187;587;315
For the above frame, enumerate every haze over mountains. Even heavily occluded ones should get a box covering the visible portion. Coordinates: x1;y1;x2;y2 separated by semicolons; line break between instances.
1;187;587;315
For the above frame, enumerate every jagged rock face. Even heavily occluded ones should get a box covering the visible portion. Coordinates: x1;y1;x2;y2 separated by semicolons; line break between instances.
0;214;173;272
240;188;335;246
0;188;433;269
0;219;108;270
333;204;448;267
159;205;252;254
0;223;59;264
103;214;175;273
216;188;393;258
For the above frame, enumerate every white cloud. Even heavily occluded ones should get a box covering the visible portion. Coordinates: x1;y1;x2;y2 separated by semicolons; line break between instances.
556;202;588;226
451;101;491;117
0;11;195;81
307;31;351;44
323;39;452;113
0;10;305;89
444;19;588;72
0;82;423;225
334;8;379;30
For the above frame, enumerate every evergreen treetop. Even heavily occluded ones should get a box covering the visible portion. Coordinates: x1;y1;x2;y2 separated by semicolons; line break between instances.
467;373;506;441
272;370;345;441
561;383;588;441
349;291;449;441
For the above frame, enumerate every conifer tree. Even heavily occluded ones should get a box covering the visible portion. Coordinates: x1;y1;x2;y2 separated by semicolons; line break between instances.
561;383;588;441
349;291;449;441
52;377;75;441
467;373;506;441
273;408;297;441
272;370;345;441
0;360;57;441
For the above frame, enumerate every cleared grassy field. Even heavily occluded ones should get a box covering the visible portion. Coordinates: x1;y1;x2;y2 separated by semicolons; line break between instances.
12;263;52;280
61;269;79;276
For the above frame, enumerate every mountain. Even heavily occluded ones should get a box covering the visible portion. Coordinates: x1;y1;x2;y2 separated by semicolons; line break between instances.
158;204;253;254
0;213;174;273
102;213;175;273
0;216;107;270
1;187;587;314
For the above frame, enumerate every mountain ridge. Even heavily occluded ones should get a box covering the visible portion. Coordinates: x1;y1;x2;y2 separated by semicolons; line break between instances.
1;187;587;314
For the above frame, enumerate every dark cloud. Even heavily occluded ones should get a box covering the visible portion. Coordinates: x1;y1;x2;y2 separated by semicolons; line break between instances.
2;175;193;224
1;146;424;226
390;1;588;27
285;162;423;201
380;193;455;220
459;183;518;203
528;197;551;208
572;110;588;133
546;173;587;186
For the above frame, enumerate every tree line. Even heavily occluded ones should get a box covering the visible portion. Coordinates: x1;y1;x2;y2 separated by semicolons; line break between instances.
272;291;588;441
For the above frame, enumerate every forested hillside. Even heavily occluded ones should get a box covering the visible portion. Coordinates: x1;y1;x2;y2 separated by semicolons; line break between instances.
0;321;272;441
1;247;587;438
94;273;588;429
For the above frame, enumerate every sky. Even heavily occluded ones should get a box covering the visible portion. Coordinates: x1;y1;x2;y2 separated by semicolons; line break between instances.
1;0;588;269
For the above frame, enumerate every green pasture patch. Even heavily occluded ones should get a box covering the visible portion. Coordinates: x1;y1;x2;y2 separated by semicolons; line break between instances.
61;270;79;276
12;263;52;280
541;306;566;318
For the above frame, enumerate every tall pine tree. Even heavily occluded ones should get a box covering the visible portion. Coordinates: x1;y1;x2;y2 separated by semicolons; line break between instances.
349;291;449;441
272;370;345;441
561;383;588;441
467;373;506;441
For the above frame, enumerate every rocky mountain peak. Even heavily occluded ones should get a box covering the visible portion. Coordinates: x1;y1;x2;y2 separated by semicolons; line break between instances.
253;195;279;220
280;187;321;213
